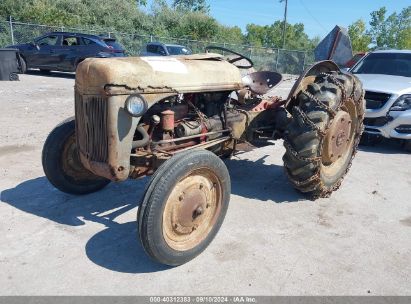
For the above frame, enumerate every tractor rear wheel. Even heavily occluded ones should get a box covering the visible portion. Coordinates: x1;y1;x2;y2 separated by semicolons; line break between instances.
283;72;365;199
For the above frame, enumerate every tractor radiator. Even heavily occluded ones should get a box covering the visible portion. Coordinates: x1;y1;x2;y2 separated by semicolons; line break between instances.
74;91;109;163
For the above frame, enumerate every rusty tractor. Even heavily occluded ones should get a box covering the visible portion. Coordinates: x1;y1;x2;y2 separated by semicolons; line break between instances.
42;47;365;266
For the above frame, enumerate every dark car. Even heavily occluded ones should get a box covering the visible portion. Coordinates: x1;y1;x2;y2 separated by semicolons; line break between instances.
7;32;126;73
140;42;192;56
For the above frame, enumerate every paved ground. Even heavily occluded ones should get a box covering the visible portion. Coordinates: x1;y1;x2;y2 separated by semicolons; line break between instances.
0;72;410;295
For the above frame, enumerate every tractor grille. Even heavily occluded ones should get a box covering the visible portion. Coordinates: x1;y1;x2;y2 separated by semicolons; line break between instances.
364;91;392;110
75;92;108;162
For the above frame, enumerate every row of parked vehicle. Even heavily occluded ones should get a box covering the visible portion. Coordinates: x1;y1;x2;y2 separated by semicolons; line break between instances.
7;31;192;73
6;32;411;151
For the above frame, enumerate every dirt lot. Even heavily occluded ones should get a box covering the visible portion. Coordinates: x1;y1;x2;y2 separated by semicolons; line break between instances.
0;72;410;295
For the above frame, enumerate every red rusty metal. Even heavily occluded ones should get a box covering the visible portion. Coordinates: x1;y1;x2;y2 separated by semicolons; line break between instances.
249;97;283;112
161;110;175;132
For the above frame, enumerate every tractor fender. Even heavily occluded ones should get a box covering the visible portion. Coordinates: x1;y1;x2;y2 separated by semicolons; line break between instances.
285;60;340;111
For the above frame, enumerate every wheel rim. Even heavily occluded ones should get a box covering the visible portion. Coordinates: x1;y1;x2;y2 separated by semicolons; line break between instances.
162;168;223;251
321;98;358;177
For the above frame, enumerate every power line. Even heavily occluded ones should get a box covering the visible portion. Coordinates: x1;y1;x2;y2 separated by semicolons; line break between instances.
298;0;328;34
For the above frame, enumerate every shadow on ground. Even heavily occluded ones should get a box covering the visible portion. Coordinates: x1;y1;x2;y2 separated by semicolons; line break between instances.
1;154;303;273
26;70;75;79
225;155;304;203
358;139;410;155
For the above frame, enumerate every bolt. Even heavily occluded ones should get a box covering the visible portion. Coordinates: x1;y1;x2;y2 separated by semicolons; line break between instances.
199;183;204;190
117;166;124;172
338;155;342;158
179;195;184;201
341;118;345;122
192;206;204;220
331;154;334;158
206;204;210;209
332;136;335;140
174;224;178;229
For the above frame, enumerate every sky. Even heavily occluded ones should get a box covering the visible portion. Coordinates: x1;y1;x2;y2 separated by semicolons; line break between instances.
147;0;410;39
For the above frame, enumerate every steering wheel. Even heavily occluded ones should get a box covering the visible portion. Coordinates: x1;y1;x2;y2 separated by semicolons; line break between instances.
205;46;254;69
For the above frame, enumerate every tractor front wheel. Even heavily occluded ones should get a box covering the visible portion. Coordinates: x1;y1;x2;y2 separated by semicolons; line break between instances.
42;117;110;194
137;150;230;266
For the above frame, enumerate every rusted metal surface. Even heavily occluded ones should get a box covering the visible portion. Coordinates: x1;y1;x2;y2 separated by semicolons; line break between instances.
162;168;222;251
62;133;107;182
76;93;137;181
74;54;247;181
322;110;352;163
75;54;243;96
161;110;175;132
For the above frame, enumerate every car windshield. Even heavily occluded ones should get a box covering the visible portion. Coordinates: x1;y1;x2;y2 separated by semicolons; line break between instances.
166;46;192;55
103;39;124;51
352;52;411;77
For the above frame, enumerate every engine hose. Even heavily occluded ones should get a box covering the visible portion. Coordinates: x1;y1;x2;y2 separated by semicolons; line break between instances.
132;125;150;149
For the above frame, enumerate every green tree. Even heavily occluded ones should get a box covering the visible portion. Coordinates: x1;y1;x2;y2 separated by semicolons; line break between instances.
367;6;411;49
172;0;210;13
348;20;371;52
245;21;315;50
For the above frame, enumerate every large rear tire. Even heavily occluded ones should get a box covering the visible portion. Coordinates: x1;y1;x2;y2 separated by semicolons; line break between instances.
42;117;110;195
283;72;365;199
137;150;230;266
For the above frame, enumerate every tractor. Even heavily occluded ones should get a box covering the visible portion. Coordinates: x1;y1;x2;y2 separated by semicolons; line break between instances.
42;47;365;266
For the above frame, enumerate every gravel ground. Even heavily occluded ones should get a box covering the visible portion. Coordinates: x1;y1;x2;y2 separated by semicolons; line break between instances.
0;71;410;295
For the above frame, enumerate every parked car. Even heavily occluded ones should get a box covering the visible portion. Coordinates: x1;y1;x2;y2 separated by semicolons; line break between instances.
140;42;192;56
7;32;126;73
350;50;411;151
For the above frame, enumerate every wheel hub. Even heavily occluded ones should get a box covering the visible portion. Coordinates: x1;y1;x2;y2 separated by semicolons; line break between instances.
163;170;222;251
323;110;352;163
177;187;207;229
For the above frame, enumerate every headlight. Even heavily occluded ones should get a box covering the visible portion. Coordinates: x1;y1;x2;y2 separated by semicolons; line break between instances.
125;94;147;117
391;94;411;111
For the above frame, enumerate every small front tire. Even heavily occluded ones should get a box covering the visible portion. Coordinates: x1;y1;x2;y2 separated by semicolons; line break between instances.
42;117;110;195
138;150;231;266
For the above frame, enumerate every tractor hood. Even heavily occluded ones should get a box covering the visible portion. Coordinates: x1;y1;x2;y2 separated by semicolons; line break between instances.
75;54;244;95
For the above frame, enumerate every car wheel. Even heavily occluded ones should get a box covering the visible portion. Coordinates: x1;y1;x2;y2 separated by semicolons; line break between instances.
19;55;27;74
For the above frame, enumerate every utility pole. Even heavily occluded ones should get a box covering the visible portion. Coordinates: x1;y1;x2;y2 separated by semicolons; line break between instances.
280;0;288;49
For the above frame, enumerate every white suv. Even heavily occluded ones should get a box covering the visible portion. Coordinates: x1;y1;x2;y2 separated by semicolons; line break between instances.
351;50;411;151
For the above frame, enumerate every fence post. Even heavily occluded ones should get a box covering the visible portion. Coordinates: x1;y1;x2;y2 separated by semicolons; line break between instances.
302;51;307;73
275;48;280;72
9;16;15;45
108;32;111;38
150;35;153;42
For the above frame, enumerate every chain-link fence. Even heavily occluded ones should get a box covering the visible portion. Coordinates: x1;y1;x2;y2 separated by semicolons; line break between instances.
0;19;315;74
